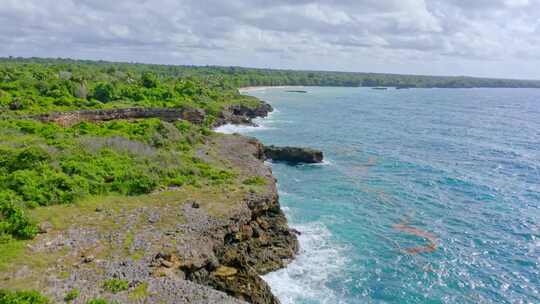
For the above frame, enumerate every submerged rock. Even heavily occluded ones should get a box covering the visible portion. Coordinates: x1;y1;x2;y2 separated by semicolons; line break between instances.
264;145;323;164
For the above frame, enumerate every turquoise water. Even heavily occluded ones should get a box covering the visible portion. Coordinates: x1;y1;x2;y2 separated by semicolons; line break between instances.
218;87;540;304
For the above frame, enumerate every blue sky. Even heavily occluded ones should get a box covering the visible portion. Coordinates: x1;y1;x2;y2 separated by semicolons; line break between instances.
2;0;540;79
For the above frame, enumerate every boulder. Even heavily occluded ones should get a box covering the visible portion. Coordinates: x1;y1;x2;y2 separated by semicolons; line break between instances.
263;145;323;164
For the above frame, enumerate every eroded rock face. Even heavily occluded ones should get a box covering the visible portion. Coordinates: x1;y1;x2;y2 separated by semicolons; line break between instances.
31;100;273;129
33;107;206;127
264;145;324;164
230;102;273;119
1;135;297;304
186;135;298;304
214;101;273;127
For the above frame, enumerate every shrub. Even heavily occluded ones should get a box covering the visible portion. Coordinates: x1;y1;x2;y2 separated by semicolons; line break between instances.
0;191;38;240
0;289;50;304
86;299;114;304
128;282;148;301
242;176;267;186
92;83;115;102
141;72;158;88
7;167;86;206
8;146;50;172
64;289;79;302
102;278;129;293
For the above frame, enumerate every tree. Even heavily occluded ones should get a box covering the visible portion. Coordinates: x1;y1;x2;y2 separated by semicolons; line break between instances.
141;71;158;88
92;82;115;102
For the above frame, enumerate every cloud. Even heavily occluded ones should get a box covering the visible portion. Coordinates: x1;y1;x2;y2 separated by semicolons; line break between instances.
0;0;539;78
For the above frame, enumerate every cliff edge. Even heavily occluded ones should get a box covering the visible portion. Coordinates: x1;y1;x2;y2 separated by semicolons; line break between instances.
0;133;297;304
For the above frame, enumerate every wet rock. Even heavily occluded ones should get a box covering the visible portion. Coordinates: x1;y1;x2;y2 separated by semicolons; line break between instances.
229;102;273;119
214;101;273;127
264;145;323;164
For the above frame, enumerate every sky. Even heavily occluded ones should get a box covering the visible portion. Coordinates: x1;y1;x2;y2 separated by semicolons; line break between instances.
2;0;540;79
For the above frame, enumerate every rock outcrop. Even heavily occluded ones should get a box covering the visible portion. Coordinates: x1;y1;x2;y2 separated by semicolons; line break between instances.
264;145;324;164
0;134;297;304
30;100;272;129
214;102;273;127
33;107;206;127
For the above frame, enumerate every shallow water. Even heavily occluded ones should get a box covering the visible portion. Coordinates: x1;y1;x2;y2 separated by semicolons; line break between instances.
224;87;540;304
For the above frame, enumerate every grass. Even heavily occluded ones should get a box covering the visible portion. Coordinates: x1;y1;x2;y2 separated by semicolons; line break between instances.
0;183;249;289
102;278;129;293
128;282;149;301
0;290;50;304
242;176;267;186
64;289;79;302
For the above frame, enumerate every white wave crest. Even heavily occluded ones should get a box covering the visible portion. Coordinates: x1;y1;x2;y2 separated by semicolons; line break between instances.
213;123;272;134
214;109;279;134
263;222;349;304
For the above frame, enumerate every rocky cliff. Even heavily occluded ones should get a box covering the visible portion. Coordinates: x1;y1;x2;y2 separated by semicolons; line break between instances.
0;134;297;304
214;102;273;127
32;107;206;127
30;101;274;128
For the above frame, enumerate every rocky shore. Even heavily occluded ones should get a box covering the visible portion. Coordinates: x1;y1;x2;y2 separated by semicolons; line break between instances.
0;133;297;304
2;100;298;304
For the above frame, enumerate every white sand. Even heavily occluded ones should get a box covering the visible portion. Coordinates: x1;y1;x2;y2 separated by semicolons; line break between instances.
238;86;306;94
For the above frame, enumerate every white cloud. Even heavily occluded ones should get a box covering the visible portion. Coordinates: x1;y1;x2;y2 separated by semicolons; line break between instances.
0;0;539;79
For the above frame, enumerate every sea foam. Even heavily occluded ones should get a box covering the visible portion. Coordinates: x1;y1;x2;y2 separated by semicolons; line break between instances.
213;109;278;134
262;221;349;304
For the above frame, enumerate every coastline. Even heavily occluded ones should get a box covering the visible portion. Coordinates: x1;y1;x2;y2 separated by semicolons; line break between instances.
239;86;306;94
0;98;297;304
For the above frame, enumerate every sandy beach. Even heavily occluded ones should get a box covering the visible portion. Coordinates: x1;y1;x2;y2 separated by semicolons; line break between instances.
238;86;306;93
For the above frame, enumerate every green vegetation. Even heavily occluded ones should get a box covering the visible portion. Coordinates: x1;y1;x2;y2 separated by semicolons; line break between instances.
63;289;79;302
0;290;49;304
0;58;257;301
0;118;234;240
3;56;537;300
243;176;267;186
128;282;149;301
0;57;259;115
1;58;538;112
102;278;129;293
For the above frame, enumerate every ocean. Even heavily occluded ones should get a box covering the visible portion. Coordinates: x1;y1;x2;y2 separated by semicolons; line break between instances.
216;87;540;304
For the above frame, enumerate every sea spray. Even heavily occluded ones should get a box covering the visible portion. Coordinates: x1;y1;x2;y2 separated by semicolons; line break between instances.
263;222;349;304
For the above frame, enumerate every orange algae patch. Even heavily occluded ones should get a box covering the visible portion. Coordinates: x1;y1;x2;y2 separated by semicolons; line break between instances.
393;222;438;254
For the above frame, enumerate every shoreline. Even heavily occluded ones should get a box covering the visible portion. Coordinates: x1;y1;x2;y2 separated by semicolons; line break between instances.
239;86;306;93
0;97;297;304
